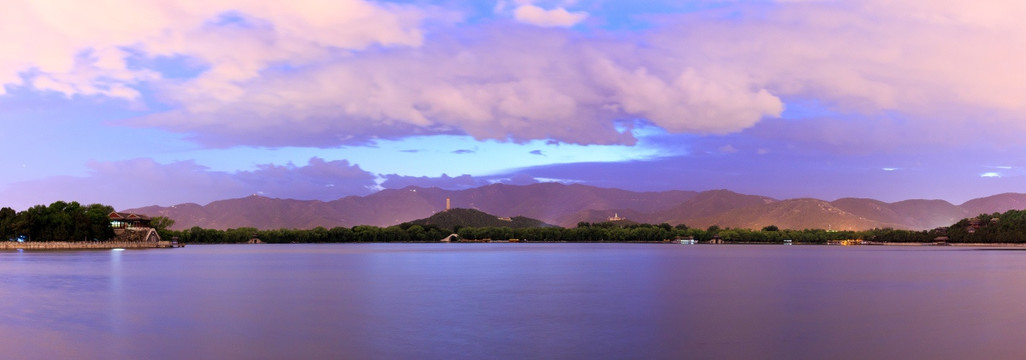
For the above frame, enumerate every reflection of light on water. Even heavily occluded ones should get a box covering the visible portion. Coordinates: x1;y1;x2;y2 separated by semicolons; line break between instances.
110;246;125;338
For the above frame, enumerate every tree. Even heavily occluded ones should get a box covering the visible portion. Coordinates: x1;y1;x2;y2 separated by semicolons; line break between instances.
150;216;176;232
762;225;779;232
82;203;115;241
0;207;15;240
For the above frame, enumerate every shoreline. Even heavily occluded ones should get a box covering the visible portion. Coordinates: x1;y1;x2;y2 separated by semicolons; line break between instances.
0;241;176;250
7;240;1022;249
176;241;1026;247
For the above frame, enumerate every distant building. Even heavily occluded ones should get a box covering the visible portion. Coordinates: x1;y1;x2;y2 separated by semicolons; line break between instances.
968;217;982;234
109;212;152;229
498;217;512;222
608;213;626;221
108;212;161;242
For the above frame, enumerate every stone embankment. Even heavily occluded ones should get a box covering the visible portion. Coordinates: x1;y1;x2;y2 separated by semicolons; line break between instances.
0;241;174;250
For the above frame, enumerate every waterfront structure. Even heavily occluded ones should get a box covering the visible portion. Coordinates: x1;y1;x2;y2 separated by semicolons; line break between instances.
109;211;152;229
108;212;161;242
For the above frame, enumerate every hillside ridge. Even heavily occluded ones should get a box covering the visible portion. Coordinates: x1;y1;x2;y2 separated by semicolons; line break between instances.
122;184;1026;231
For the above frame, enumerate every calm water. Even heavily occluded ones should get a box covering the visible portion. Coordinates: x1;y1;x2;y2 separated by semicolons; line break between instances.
2;243;1026;359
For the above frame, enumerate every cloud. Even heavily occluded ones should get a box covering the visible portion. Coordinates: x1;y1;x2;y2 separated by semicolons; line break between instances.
498;173;540;186
0;157;376;210
0;0;446;99
513;4;588;27
643;0;1026;145
452;149;475;154
128;23;783;147
378;173;487;190
8;0;1026;151
530;150;544;155
378;172;545;190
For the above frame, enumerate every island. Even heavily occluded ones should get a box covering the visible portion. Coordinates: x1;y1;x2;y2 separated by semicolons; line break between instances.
0;202;180;250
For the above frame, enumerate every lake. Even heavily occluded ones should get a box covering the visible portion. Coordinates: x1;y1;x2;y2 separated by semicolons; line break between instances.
1;243;1025;359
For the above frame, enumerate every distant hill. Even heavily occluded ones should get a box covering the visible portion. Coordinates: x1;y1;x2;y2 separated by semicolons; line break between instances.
405;208;551;230
555;209;649;227
959;193;1026;219
125;183;698;230
121;183;1026;231
689;198;907;231
652;190;776;223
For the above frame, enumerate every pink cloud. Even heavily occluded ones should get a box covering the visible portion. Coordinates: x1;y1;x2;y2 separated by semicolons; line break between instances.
132;23;783;147
7;0;1026;150
513;4;588;27
1;0;447;99
0;157;376;210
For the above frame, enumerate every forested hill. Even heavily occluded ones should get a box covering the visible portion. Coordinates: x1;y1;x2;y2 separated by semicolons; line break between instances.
944;209;1026;243
405;208;551;230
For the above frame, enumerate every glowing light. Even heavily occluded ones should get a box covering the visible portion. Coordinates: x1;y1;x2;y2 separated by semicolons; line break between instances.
980;172;1001;178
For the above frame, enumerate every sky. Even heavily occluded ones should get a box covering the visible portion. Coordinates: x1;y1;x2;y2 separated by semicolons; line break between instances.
2;0;1026;210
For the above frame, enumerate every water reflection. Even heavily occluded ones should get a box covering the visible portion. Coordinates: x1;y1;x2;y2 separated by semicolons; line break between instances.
1;244;1026;358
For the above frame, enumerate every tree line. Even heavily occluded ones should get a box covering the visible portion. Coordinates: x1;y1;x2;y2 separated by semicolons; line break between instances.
8;201;1026;244
163;210;1026;244
1;202;115;242
162;224;454;244
161;221;880;244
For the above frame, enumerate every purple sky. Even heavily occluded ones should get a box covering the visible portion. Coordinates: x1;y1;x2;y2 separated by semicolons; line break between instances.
2;0;1025;210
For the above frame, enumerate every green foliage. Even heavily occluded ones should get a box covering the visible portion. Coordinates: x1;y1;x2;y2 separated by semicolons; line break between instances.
0;207;16;240
12;200;1024;245
163;223;451;244
150;216;176;231
943;209;1026;243
1;201;114;241
155;222;870;244
405;208;551;231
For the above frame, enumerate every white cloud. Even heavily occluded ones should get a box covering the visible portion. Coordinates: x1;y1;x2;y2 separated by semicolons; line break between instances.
513;4;588;27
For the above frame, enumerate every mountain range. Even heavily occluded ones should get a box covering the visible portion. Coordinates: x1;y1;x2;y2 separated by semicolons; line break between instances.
123;183;1026;231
